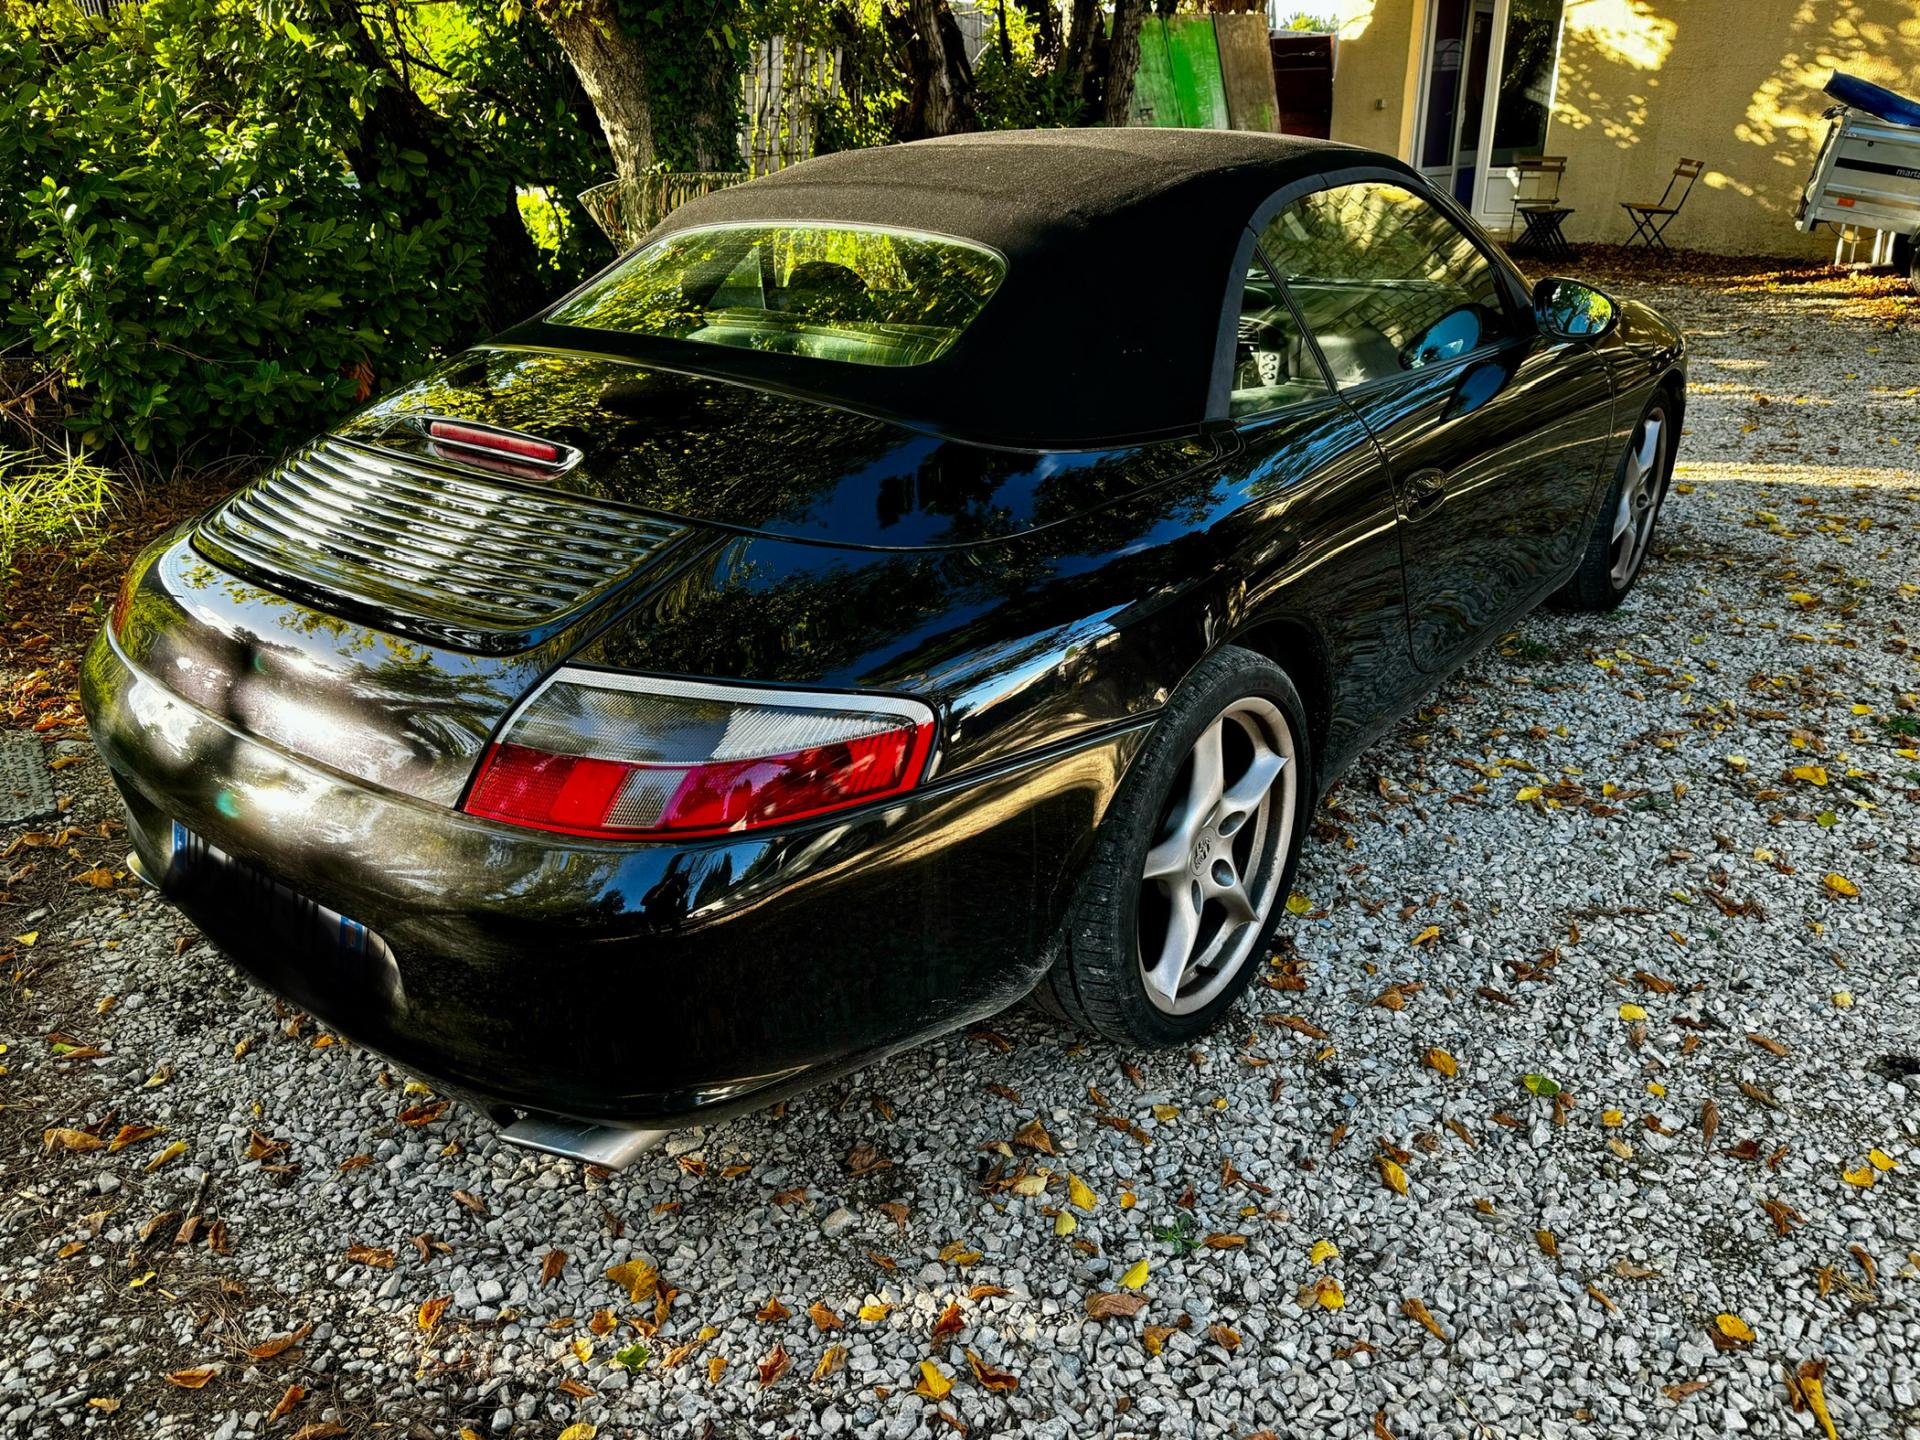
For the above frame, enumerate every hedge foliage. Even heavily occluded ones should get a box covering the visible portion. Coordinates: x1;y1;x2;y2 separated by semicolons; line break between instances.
0;0;605;460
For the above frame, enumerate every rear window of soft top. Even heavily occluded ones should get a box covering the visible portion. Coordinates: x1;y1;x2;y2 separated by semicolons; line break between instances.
546;223;1006;368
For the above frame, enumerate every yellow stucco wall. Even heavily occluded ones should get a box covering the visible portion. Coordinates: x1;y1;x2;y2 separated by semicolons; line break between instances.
1324;0;1920;256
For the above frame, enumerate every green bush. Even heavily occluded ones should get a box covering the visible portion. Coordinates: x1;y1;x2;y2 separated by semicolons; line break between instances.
0;0;547;459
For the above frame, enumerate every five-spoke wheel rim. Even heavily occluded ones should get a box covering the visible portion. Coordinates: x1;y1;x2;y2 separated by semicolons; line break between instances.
1136;696;1297;1016
1609;406;1668;588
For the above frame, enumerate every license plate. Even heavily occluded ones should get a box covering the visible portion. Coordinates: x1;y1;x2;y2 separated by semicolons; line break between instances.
167;821;402;1004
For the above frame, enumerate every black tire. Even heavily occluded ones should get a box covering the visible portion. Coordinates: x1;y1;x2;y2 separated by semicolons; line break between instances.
1039;646;1312;1047
1555;389;1677;611
1893;232;1916;289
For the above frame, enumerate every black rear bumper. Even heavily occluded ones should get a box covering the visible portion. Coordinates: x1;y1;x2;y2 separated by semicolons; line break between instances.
83;626;1148;1127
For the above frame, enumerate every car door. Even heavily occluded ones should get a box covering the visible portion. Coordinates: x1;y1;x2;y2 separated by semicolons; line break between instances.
1214;231;1423;772
1253;179;1616;673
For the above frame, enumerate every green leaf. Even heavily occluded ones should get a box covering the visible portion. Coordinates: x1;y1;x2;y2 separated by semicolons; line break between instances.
612;1342;649;1369
1521;1072;1561;1098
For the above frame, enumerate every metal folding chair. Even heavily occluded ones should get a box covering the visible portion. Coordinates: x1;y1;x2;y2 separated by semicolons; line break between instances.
1509;156;1574;259
1621;159;1705;250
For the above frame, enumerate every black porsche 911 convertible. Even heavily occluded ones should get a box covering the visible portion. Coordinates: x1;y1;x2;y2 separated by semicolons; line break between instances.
84;129;1684;1165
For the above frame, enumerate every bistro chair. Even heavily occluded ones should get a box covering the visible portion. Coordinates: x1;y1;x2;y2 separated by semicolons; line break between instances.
1621;158;1705;250
1508;155;1574;259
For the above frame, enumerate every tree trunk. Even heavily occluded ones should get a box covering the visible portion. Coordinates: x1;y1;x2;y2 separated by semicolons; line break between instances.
533;0;656;182
1102;0;1146;126
1062;0;1102;120
311;0;545;333
910;0;980;136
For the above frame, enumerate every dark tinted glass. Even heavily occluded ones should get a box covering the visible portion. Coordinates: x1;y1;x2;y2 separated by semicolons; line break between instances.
549;224;1005;368
1230;261;1330;417
1257;182;1512;388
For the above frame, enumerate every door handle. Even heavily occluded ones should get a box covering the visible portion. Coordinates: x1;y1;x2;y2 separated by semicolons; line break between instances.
1401;468;1447;521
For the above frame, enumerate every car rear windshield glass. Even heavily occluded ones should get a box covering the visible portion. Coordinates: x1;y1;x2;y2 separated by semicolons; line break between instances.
546;224;1006;368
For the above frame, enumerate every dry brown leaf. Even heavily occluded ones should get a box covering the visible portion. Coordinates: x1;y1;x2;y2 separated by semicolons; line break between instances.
107;1124;162;1153
1699;1100;1720;1151
1401;1296;1448;1342
966;1349;1019;1391
1535;1230;1559;1259
164;1367;217;1390
344;1245;394;1269
756;1343;792;1387
1662;1380;1709;1401
245;1323;313;1361
931;1300;965;1340
1272;1013;1331;1038
450;1189;488;1215
1085;1291;1149;1320
755;1295;791;1323
1748;1032;1790;1057
417;1295;451;1332
1202;1232;1247;1249
396;1100;449;1126
42;1127;104;1154
1760;1198;1803;1237
1207;1322;1242;1351
845;1142;892;1176
267;1383;304;1423
1010;1119;1054;1154
807;1300;844;1332
1736;1080;1780;1110
287;1424;349;1440
245;1129;287;1161
1423;1047;1458;1078
812;1344;848;1381
539;1249;567;1288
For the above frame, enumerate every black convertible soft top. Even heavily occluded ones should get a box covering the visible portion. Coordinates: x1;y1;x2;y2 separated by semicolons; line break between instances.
515;129;1413;447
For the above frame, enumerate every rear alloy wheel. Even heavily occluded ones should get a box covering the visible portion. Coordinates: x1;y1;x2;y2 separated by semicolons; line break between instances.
1038;646;1310;1046
1557;393;1675;610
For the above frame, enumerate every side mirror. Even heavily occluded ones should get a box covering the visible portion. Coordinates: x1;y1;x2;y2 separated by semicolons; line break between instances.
1532;277;1618;341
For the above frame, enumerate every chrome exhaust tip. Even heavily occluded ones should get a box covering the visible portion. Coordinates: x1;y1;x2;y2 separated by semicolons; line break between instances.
497;1113;667;1170
126;849;160;890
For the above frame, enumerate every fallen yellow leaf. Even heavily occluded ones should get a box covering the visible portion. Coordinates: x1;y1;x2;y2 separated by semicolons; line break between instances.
1067;1174;1098;1210
1119;1259;1149;1290
1412;924;1441;946
1714;1313;1755;1344
1285;892;1312;915
145;1140;187;1172
1308;1239;1339;1266
1842;1165;1877;1189
605;1258;658;1303
557;1425;597;1440
857;1302;893;1322
1514;786;1543;803
1423;1047;1457;1078
1868;1148;1897;1172
1619;1002;1648;1021
915;1360;953;1399
1792;764;1829;786
1824;873;1860;898
1053;1210;1076;1236
1378;1156;1409;1197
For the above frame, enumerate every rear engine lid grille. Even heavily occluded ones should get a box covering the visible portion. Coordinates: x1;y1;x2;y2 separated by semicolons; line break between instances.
193;437;686;649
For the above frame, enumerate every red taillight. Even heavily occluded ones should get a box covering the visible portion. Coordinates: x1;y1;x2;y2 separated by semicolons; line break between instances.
462;672;936;841
427;419;564;466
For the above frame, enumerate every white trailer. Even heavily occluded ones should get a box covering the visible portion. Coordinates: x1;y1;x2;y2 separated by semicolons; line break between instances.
1797;103;1920;286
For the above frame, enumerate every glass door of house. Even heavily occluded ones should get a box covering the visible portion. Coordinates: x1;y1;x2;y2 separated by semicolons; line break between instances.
1414;0;1567;232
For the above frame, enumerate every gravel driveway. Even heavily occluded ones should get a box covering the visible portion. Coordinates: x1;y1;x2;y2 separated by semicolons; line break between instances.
3;259;1918;1440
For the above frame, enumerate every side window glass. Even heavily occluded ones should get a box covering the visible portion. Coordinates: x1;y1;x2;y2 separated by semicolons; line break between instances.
1257;182;1512;388
1229;259;1329;418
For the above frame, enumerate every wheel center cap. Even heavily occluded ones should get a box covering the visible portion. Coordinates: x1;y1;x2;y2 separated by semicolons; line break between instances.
1190;835;1213;873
